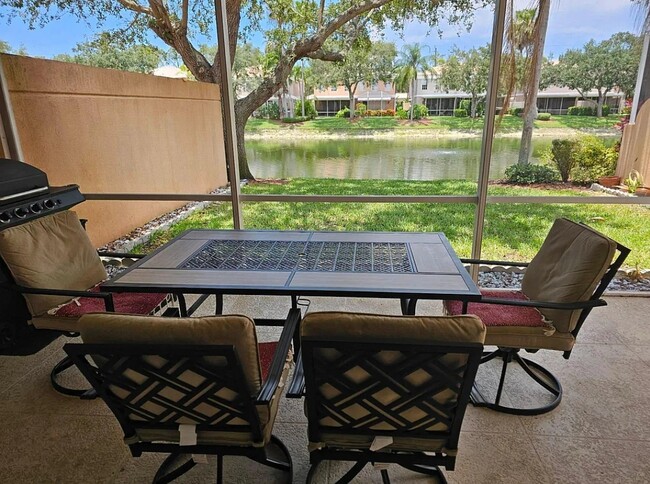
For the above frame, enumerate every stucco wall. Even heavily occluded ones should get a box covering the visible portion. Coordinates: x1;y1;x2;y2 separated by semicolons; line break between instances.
617;100;650;184
1;54;227;246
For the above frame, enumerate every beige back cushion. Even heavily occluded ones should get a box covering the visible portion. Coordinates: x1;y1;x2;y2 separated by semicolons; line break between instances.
0;210;107;316
79;313;263;396
302;311;486;344
522;218;616;333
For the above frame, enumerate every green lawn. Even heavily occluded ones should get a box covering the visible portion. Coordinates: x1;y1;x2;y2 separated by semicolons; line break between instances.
137;179;649;268
245;115;621;133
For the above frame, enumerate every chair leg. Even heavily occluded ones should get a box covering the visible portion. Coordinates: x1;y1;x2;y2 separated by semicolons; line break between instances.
471;348;563;416
153;453;196;484
51;355;96;399
380;468;391;484
249;435;293;482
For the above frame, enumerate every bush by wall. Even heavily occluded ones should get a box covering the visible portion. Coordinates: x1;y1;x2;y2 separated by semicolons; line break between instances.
568;106;594;116
294;99;317;119
282;116;309;123
570;136;618;183
551;139;579;182
459;99;471;112
356;103;367;116
509;107;524;116
413;104;429;119
454;108;468;118
335;107;350;118
396;107;409;119
504;164;560;184
537;112;552;121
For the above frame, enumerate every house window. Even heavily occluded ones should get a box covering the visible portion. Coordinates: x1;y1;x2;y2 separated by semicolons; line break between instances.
421;83;428;90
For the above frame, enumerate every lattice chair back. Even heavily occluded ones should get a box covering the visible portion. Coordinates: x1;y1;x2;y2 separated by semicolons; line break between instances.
67;313;276;448
300;311;485;480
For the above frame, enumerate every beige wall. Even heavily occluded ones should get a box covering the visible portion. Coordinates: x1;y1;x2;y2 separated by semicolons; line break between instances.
617;100;650;184
1;54;227;246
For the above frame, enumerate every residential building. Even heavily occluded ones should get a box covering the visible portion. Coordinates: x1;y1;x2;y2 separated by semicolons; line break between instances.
311;81;395;116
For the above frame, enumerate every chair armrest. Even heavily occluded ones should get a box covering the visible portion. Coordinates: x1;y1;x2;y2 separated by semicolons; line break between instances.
286;349;305;399
476;297;606;311
98;251;146;259
461;258;529;267
256;307;301;404
0;282;115;312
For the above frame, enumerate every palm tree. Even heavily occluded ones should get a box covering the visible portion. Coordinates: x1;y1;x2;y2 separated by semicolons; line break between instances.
502;1;551;165
395;44;431;121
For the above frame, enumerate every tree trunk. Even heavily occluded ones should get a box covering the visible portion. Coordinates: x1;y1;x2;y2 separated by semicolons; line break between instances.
517;0;550;165
471;95;478;118
597;91;605;117
410;79;416;121
234;109;255;180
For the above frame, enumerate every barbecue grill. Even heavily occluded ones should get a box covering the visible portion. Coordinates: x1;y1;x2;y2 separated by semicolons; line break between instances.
0;158;85;351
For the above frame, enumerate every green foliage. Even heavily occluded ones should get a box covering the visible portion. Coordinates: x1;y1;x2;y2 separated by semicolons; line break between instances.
550;139;579;182
504;164;560;184
53;33;163;73
624;170;644;193
570;136;618;183
412;104;428;119
335;107;351;118
601;104;611;116
395;107;409;119
454;108;468;118
294;99;317;119
568;106;595;116
459;99;471;112
395;43;432;120
257;102;280;120
537;113;552;121
509;107;524;116
282;116;309;123
356;103;367;116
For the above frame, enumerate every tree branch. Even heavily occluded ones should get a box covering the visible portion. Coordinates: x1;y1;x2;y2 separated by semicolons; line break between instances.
181;0;189;32
306;49;344;62
115;0;153;16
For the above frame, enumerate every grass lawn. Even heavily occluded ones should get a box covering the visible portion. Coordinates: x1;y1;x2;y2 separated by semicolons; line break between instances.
245;115;621;133
137;179;649;268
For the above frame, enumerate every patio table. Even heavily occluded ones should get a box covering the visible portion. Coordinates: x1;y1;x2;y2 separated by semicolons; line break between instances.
102;229;481;314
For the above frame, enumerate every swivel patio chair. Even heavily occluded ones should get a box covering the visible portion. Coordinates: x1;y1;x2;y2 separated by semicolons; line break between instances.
64;308;300;483
0;209;184;396
296;311;485;483
444;218;630;415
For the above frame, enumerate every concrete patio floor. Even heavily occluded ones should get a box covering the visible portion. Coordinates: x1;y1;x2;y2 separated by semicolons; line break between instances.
1;295;649;483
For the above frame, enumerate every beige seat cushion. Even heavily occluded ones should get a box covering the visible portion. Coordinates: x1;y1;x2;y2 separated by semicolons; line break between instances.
522;218;616;333
302;312;485;452
302;311;486;344
484;325;575;352
0;211;107;316
79;313;288;447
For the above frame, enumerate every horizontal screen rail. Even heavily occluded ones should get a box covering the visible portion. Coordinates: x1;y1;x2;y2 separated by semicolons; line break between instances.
81;193;650;205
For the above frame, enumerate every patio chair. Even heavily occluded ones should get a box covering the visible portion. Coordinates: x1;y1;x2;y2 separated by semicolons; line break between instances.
0;209;184;397
297;311;485;483
444;218;630;415
64;308;300;483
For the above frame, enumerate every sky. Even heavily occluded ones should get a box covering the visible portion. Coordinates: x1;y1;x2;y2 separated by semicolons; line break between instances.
0;0;643;61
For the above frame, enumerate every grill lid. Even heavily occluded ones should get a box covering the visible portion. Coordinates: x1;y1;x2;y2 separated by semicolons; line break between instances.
0;158;49;203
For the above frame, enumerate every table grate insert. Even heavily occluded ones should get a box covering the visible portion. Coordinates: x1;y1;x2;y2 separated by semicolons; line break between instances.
180;240;414;273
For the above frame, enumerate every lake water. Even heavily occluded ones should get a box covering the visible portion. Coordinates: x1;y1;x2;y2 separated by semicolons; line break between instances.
246;136;560;180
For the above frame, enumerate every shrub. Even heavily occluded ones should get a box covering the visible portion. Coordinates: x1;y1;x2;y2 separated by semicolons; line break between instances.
551;139;579;182
568;106;594;116
356;103;367;116
257;101;280;120
504;164;560;184
537;112;552;121
509;107;524;116
294;99;317;119
282;116;309;123
413;104;429;119
454;108;468;118
571;136;618;183
385;109;395;117
601;104;611;116
335;107;350;118
459;99;471;112
396;107;409;119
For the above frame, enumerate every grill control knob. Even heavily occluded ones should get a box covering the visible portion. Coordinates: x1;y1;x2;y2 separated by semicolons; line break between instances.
14;207;28;219
30;203;42;213
0;212;10;223
43;199;56;210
